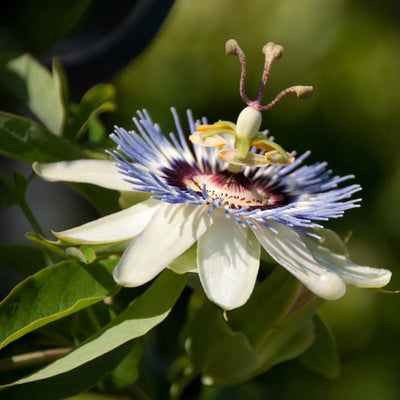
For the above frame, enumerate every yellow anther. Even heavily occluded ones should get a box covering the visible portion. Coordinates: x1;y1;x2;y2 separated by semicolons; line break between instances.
189;132;227;147
252;141;277;152
218;149;270;167
196;124;227;132
265;151;295;166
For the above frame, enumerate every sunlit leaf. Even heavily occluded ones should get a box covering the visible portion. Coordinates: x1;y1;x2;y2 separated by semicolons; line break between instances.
98;341;142;391
0;53;65;135
0;112;120;214
0;259;119;350
65;84;116;142
1;270;187;388
0;342;133;400
0;111;87;163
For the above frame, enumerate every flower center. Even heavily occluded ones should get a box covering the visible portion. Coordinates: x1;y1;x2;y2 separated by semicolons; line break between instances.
184;171;287;209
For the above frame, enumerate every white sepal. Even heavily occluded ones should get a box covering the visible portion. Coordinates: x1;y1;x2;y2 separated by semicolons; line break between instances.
251;221;346;300
33;160;133;191
198;213;260;310
113;203;214;287
55;199;160;243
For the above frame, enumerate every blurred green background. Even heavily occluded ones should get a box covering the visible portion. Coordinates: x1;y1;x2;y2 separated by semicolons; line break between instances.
1;0;400;399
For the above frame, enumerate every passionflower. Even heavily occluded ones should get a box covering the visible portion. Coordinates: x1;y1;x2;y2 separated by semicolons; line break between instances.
33;40;391;310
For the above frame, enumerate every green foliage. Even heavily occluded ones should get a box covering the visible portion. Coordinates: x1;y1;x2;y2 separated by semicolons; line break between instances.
65;84;116;142
0;259;119;350
0;111;87;163
0;53;66;135
0;270;188;396
182;268;324;386
0;342;135;400
300;315;340;379
0;172;28;208
0;245;48;275
98;341;142;391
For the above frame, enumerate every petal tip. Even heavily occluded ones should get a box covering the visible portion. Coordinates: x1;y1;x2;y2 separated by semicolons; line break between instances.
32;161;44;178
307;272;346;300
366;268;392;288
112;268;137;287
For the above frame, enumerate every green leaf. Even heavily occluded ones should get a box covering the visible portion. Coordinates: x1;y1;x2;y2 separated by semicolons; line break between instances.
0;342;133;400
0;172;29;208
228;267;303;347
1;270;188;388
0;53;66;135
118;191;151;209
79;241;130;262
65;84;116;142
0;245;48;275
25;233;65;258
98;341;142;391
254;320;315;375
0;111;87;163
299;314;340;379
0;259;119;350
202;332;258;385
0;175;16;208
184;269;323;385
185;294;236;371
65;247;89;264
87;117;107;143
0;111;120;214
251;293;322;377
169;244;197;274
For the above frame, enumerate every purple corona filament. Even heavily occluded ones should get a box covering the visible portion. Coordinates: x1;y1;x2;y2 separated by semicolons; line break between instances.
110;108;361;235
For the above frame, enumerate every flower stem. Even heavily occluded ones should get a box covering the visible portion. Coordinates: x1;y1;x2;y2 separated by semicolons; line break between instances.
19;197;45;237
18;174;57;264
0;347;72;372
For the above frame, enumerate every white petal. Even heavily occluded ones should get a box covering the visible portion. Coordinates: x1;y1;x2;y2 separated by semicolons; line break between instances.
251;221;346;300
113;202;214;287
55;199;160;243
33;160;133;191
197;214;260;310
303;236;392;288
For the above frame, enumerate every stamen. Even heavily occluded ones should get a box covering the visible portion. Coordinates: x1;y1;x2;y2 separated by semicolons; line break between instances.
196;124;226;132
225;39;252;105
255;42;284;103
189;131;227;147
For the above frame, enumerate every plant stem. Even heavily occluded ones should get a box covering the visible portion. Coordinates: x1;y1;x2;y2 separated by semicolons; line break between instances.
19;197;45;237
0;347;72;372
